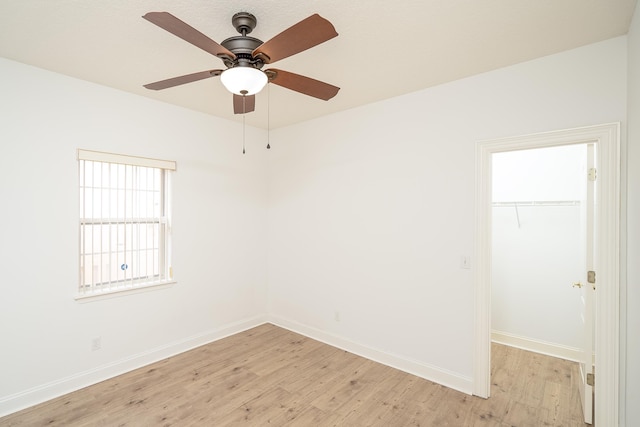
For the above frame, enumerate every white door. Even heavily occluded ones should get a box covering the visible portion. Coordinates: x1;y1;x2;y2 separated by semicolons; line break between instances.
576;143;595;424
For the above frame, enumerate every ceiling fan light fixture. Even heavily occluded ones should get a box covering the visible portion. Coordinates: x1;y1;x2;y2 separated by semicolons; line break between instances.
220;67;268;96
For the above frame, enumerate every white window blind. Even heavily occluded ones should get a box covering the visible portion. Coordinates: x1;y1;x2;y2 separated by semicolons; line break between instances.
77;150;176;297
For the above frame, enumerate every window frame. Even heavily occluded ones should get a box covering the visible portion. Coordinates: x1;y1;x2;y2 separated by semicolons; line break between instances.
76;149;176;300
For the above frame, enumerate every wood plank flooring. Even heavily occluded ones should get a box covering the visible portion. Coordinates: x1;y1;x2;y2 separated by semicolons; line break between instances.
0;323;588;426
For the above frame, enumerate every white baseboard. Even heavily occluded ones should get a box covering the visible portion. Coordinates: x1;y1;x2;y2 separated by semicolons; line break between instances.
268;315;473;395
0;315;268;418
491;330;581;362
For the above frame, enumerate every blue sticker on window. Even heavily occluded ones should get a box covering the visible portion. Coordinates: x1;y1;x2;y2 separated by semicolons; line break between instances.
121;263;128;271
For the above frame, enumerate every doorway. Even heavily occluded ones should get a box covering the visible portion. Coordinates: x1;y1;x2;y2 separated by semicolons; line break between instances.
472;123;620;426
491;144;588;360
491;143;593;422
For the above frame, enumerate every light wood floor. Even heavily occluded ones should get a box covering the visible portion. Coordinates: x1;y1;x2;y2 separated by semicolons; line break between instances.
0;323;588;426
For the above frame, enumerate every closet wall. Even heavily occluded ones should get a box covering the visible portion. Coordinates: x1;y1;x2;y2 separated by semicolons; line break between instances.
491;144;587;358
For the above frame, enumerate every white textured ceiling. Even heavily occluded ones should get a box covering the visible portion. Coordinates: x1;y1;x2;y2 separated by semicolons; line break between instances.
0;0;636;129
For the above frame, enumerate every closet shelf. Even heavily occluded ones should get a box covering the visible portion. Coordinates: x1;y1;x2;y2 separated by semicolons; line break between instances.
492;200;580;207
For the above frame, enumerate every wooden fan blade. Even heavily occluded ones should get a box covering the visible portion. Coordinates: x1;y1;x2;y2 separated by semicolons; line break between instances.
143;12;235;60
252;14;337;64
144;70;223;90
233;94;256;114
267;69;339;100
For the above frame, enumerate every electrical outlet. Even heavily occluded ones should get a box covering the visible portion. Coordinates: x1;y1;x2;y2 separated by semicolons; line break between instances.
91;337;101;351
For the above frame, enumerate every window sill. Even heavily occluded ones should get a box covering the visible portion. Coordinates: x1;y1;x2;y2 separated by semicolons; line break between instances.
75;280;176;303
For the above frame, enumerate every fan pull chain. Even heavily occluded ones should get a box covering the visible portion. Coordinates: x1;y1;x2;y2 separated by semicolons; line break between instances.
267;83;271;150
242;93;246;154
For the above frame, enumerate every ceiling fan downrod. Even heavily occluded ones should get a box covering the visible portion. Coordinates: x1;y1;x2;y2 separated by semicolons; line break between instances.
220;12;265;70
231;12;256;36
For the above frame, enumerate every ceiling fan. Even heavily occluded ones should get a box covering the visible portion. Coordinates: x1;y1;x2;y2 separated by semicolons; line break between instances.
142;11;340;114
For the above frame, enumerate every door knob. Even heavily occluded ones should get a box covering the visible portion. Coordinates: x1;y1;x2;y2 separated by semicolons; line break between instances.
573;282;583;288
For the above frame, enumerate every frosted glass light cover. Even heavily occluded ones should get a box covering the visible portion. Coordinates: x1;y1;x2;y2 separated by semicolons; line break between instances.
220;67;268;96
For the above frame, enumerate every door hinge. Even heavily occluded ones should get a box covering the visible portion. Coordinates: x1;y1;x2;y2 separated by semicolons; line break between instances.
588;168;597;181
587;372;595;387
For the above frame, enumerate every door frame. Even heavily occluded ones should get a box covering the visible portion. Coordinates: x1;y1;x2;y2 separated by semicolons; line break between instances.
473;123;620;425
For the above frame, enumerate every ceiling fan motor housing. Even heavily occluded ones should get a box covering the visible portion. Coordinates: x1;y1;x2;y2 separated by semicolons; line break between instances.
221;12;265;69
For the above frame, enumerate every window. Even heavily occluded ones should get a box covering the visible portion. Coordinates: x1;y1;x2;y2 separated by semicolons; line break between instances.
77;149;176;297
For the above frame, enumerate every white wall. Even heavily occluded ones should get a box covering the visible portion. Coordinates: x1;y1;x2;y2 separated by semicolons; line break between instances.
267;37;627;393
0;58;269;415
492;146;586;202
491;146;586;355
625;3;640;426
